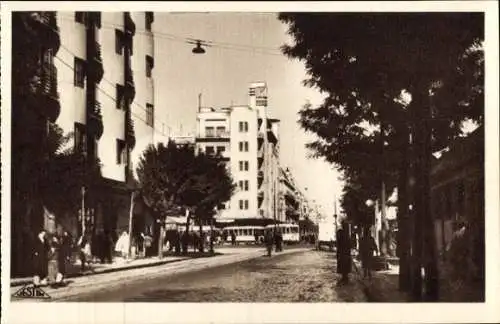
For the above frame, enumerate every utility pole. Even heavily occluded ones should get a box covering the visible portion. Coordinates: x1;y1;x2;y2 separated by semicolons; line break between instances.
127;191;135;259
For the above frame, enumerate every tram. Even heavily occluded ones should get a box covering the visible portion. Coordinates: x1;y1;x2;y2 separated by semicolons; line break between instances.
266;223;300;244
222;226;265;244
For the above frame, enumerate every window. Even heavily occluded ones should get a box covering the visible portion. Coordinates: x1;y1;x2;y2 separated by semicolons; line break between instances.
146;55;154;77
75;12;87;24
145;12;154;31
216;126;226;137
206;146;215;155
239;181;244;190
146;103;154;127
216;146;225;155
244;180;249;191
116;139;127;165
239;200;244;210
205;127;214;137
245;200;249;209
116;84;125;109
244;141;249;152
115;29;124;55
74;123;86;154
239;161;244;171
239;121;249;132
239;141;243;152
74;57;85;88
245;161;249;171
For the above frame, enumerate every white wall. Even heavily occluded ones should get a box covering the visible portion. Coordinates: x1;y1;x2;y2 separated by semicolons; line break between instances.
99;12;126;182
130;12;155;178
55;12;87;144
228;106;258;219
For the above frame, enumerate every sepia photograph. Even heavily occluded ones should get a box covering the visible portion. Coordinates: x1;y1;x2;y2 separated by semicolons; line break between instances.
1;1;499;324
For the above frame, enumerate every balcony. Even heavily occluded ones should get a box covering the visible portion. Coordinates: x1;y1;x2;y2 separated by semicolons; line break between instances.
126;117;136;149
88;100;104;140
124;12;136;36
257;146;264;160
39;63;60;122
28;12;61;52
267;129;278;144
125;69;136;102
196;131;230;143
90;42;104;83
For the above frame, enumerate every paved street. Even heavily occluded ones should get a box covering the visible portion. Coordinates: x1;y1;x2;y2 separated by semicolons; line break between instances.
44;249;366;302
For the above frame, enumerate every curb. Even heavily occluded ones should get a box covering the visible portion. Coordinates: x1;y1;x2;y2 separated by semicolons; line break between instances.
10;256;189;287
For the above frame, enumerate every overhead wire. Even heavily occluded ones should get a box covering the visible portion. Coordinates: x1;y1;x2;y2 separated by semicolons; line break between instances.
54;54;168;138
56;13;284;56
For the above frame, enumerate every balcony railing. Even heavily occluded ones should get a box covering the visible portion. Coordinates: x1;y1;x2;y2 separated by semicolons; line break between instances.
205;131;230;138
40;63;58;99
126;117;136;149
124;12;136;36
88;101;104;139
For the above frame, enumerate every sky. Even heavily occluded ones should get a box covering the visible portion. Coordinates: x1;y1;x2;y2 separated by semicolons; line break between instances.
153;12;343;219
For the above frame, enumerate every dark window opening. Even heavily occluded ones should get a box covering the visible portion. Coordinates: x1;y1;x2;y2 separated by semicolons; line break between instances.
74;57;85;88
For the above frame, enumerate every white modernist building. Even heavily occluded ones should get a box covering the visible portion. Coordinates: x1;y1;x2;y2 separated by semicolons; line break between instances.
195;82;281;223
54;11;155;236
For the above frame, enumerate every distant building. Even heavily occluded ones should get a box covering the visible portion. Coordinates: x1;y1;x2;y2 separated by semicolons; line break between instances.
171;135;196;148
195;82;281;223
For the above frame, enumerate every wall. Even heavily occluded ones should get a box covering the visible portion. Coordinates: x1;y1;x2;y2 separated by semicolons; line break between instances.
55;12;87;144
130;12;155;178
99;12;126;182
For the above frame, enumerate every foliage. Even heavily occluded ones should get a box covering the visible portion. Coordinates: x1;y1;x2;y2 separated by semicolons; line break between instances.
41;123;103;217
278;13;484;222
136;141;235;222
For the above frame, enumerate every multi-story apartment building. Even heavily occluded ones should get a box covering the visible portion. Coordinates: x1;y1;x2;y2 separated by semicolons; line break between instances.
279;167;301;223
12;12;62;276
195;82;280;223
54;11;155;237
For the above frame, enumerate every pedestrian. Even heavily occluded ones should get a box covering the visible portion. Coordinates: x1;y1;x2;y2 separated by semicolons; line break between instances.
57;230;73;285
47;235;60;287
360;227;378;280
32;229;49;287
265;230;274;257
77;233;89;272
231;231;236;246
336;220;352;284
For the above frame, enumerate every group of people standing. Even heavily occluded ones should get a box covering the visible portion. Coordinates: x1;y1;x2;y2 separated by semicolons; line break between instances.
336;220;379;285
32;229;73;288
264;229;284;257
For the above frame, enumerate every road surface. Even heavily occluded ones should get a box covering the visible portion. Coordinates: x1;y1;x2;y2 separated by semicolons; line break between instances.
61;250;366;302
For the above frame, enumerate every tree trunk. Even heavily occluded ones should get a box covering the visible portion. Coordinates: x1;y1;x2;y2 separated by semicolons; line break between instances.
397;129;411;291
199;221;204;253
410;87;439;301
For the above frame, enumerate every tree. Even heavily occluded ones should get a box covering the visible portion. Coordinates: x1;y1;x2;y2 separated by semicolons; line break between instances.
41;123;102;225
279;12;484;300
136;141;235;252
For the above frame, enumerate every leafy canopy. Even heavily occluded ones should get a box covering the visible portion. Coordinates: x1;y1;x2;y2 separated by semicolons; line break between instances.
136;141;235;220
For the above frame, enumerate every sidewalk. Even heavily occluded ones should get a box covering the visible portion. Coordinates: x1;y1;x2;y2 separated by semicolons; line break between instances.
11;246;309;289
354;259;484;302
11;255;188;287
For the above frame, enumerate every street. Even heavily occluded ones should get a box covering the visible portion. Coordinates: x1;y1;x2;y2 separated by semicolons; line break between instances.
53;249;366;302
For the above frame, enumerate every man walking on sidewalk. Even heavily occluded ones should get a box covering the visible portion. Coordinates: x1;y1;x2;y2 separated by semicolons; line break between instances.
360;227;378;280
336;220;352;284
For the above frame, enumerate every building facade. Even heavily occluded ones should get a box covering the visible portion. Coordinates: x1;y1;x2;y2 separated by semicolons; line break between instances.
54;11;155;238
11;12;62;276
195;82;280;223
